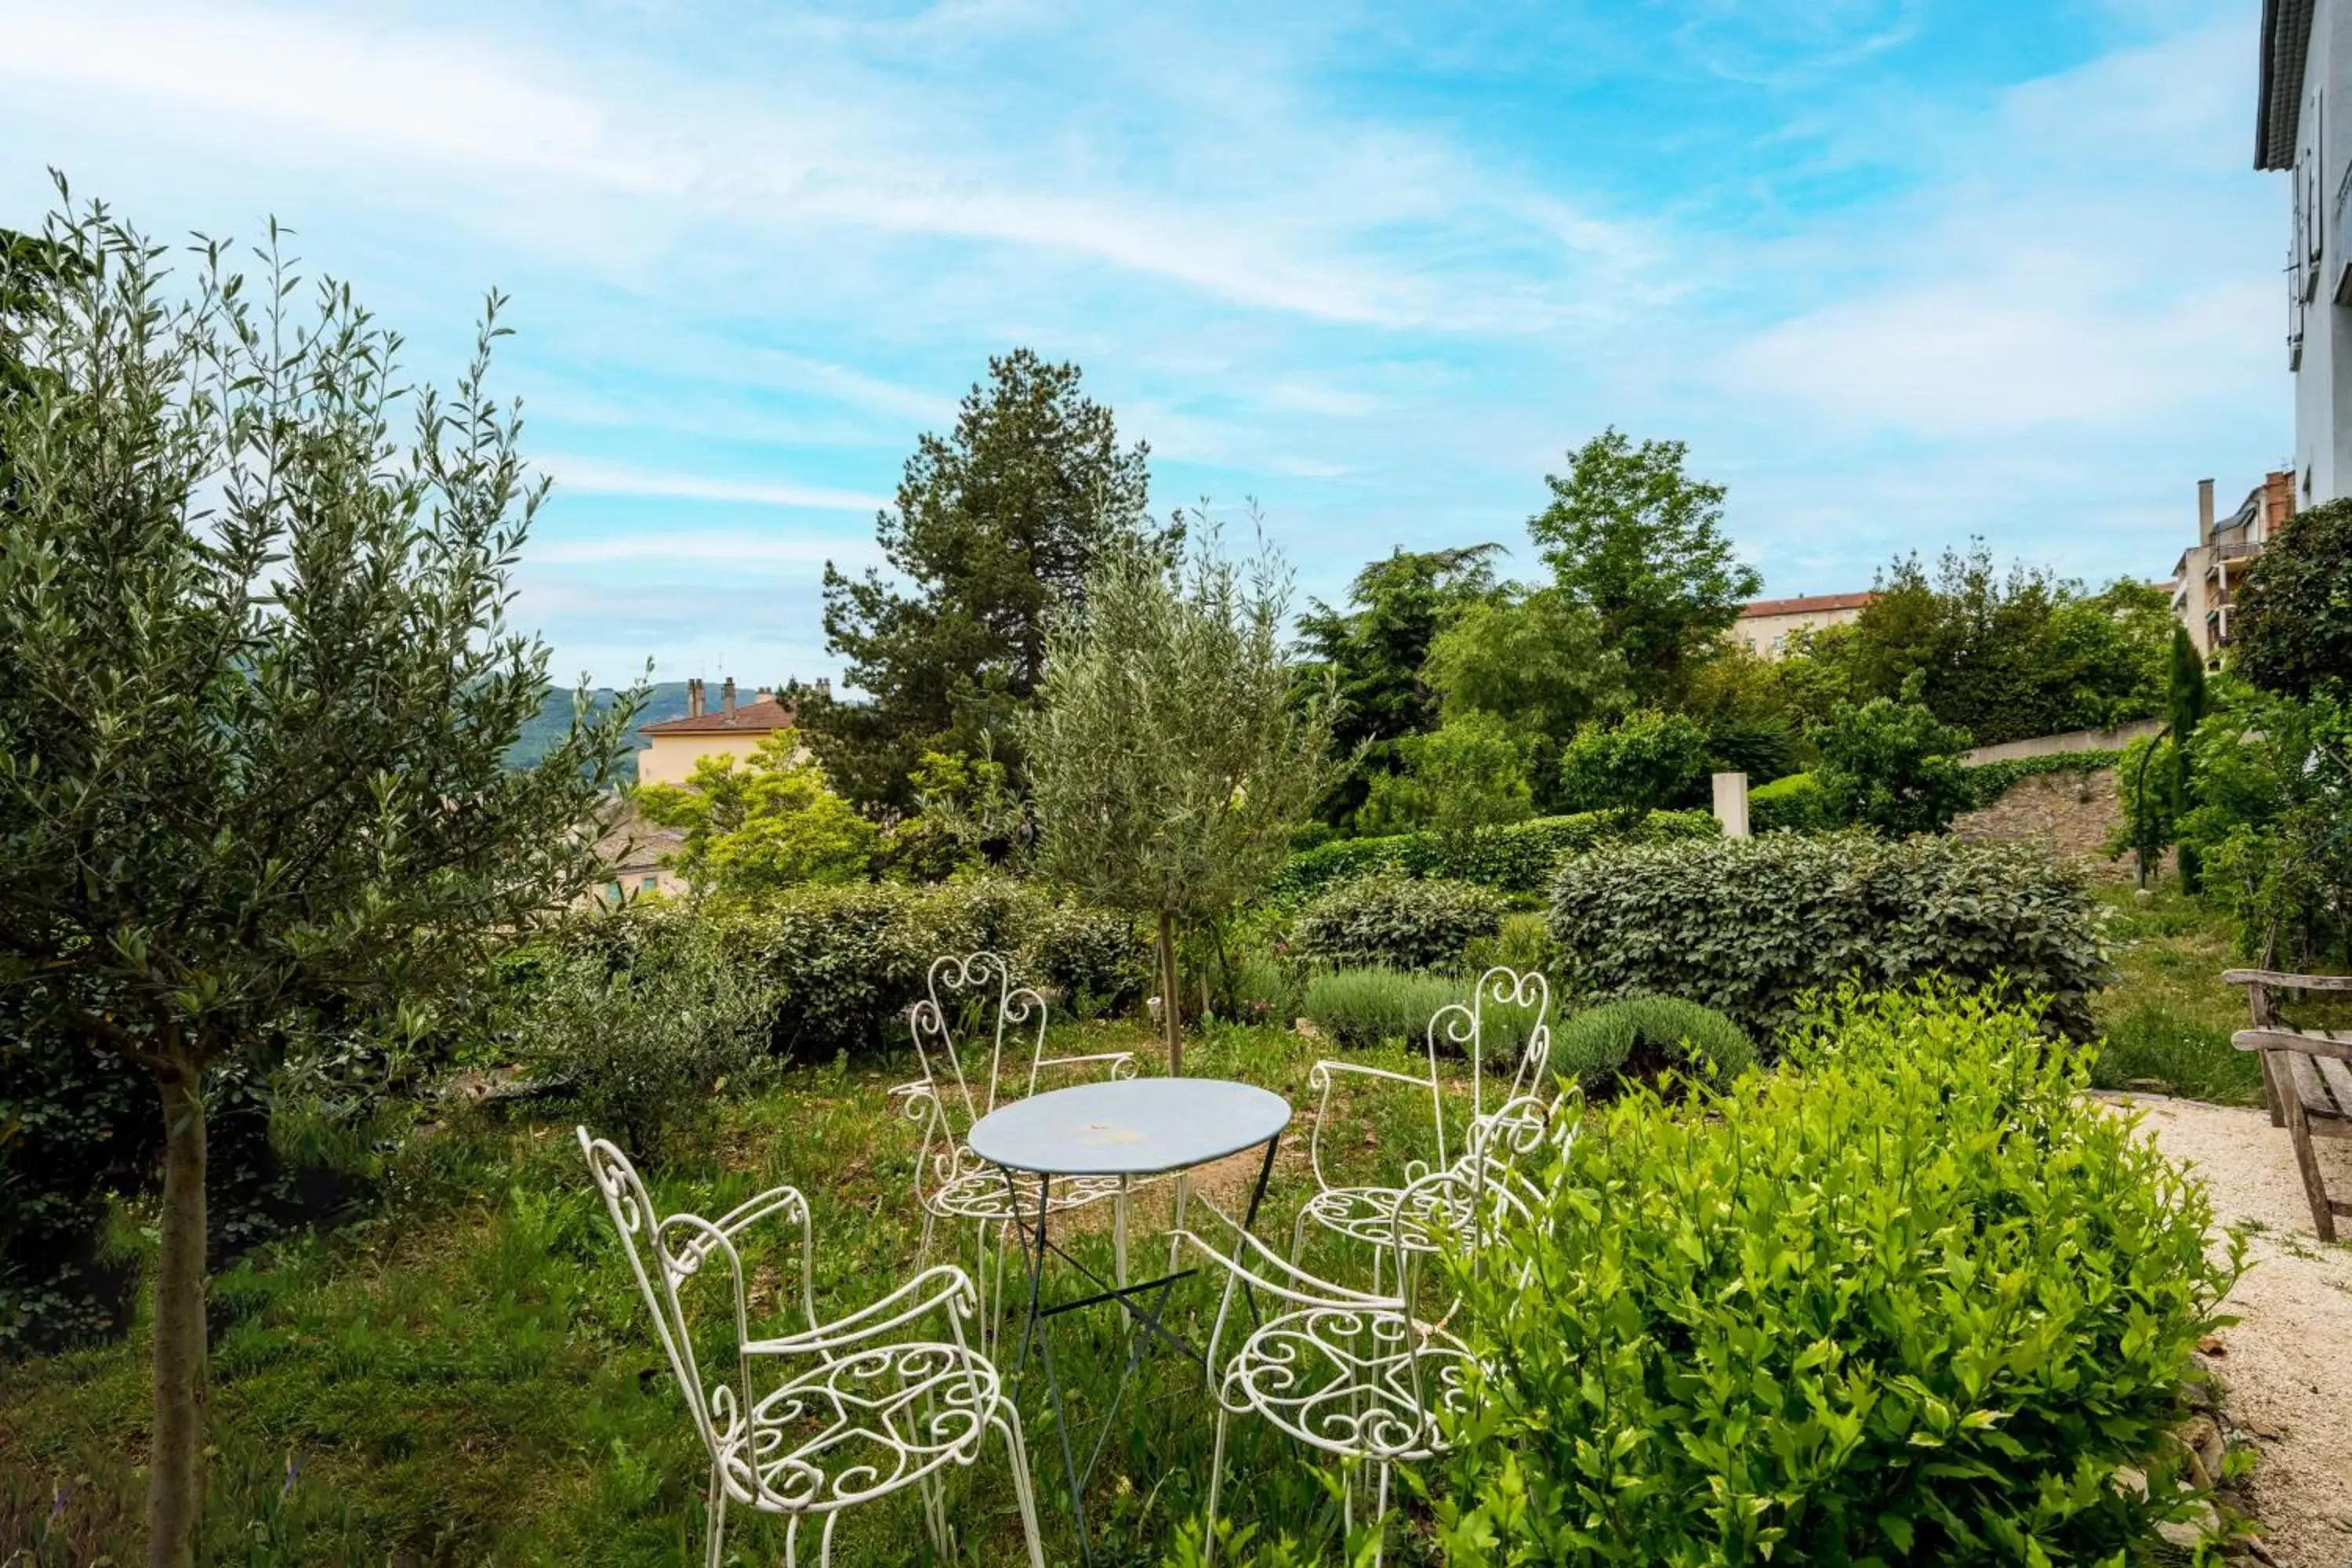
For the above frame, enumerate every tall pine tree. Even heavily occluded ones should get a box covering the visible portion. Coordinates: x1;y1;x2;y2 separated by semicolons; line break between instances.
810;350;1173;814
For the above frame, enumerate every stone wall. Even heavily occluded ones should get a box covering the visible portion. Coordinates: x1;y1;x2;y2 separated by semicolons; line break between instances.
1952;766;2140;881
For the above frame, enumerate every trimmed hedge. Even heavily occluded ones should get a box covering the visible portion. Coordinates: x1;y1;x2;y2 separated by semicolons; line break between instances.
1272;808;1718;898
1551;996;1755;1087
1747;771;1827;833
543;879;1148;1058
1547;832;2110;1040
1291;873;1506;973
1440;985;2236;1563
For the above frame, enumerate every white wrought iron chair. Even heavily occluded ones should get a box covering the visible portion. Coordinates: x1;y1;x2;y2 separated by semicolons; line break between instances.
1291;966;1552;1285
578;1129;1047;1568
1179;1099;1564;1567
898;951;1152;1347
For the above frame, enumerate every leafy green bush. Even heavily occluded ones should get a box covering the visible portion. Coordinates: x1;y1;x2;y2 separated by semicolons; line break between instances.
1553;709;1711;814
1746;771;1826;833
1815;676;1974;835
1701;713;1800;786
1464;911;1555;977
515;919;771;1155
1551;995;1754;1088
1272;808;1717;897
1439;985;2238;1566
1291;873;1505;973
1302;967;1543;1061
1016;902;1151;1016
1548;832;2110;1040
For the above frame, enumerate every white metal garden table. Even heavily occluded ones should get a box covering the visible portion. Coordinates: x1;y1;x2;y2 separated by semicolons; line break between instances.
968;1076;1290;1564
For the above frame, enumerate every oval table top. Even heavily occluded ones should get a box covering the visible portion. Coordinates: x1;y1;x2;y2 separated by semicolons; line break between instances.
967;1076;1291;1178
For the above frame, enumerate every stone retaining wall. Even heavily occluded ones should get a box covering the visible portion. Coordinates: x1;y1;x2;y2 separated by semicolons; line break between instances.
1951;766;2139;881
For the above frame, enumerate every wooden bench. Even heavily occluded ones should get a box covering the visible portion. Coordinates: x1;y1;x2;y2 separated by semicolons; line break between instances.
2224;968;2352;1241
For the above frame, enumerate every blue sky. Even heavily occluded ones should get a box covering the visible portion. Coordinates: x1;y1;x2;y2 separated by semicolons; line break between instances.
1;0;2285;689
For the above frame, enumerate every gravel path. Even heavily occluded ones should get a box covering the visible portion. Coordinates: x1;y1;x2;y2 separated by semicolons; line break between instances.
2100;1091;2352;1566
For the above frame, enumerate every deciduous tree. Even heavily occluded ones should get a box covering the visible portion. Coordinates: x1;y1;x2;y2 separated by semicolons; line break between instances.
0;195;633;1568
1025;524;1336;1071
2235;498;2352;702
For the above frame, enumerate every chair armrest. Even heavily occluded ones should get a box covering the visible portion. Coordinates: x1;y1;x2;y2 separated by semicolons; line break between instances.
2222;969;2352;992
1035;1050;1135;1081
1308;1058;1439;1093
1174;1194;1394;1310
746;1264;978;1356
2234;1028;2352;1062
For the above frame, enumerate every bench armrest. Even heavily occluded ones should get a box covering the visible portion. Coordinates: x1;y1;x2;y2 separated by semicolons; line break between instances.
2221;969;2352;992
2233;1028;2352;1062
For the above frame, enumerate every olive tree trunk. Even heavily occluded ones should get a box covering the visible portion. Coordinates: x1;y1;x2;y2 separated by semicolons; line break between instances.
149;1062;208;1568
1156;910;1182;1076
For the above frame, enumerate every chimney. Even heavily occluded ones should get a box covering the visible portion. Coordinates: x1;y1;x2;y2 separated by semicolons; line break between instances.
687;677;705;718
815;677;831;700
2196;479;2215;546
722;677;738;713
754;688;773;706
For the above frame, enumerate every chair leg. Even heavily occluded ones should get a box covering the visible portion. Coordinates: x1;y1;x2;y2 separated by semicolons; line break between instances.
1169;1173;1190;1275
2259;1049;2286;1128
704;1457;728;1568
818;1511;841;1567
2287;1093;2339;1242
1203;1404;1230;1568
785;1515;802;1568
1115;1185;1131;1289
1289;1206;1310;1266
996;1411;1049;1568
1371;1462;1392;1568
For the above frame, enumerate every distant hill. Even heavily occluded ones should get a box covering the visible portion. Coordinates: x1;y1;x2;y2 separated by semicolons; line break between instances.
505;681;695;779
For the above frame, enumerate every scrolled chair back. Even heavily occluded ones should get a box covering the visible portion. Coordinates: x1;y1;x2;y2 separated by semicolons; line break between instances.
576;1127;816;1494
905;951;1051;1136
1425;965;1552;1132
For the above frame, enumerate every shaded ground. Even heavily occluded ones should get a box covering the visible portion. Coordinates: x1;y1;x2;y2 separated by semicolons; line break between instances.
2101;1091;2352;1567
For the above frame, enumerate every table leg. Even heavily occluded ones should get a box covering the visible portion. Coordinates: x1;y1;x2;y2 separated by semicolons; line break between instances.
1236;1132;1282;1330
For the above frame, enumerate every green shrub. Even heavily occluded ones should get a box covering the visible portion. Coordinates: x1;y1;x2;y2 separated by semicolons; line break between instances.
1439;985;2239;1566
1554;709;1711;814
1465;911;1555;976
1291;873;1505;973
1551;995;1754;1088
1814;677;1974;835
514;919;771;1156
1016;902;1151;1016
1302;967;1542;1062
1272;808;1717;898
1548;832;2110;1040
1747;771;1827;833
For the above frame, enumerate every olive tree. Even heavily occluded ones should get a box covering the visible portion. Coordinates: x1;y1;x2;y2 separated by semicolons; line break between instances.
0;194;636;1567
1025;523;1336;1071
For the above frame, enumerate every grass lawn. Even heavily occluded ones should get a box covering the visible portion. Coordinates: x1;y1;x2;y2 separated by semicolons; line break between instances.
0;1022;1455;1567
2085;884;2269;1107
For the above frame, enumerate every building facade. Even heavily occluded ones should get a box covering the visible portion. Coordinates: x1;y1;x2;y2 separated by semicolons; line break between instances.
1730;592;1874;659
2262;0;2352;503
2174;472;2294;659
634;676;803;787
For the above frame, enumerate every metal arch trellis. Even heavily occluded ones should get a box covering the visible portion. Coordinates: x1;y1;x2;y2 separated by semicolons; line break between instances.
897;951;1158;1349
1292;966;1553;1280
576;1128;1048;1568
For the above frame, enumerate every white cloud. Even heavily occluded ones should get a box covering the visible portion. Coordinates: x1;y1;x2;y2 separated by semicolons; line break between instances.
540;456;887;512
533;528;880;568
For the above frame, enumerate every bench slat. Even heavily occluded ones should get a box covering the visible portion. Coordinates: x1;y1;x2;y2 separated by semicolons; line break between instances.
2234;1027;2352;1063
2318;1056;2352;1123
2222;969;2352;993
2283;1052;2352;1134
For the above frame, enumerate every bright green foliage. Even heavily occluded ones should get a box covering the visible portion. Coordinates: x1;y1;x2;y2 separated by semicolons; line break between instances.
1302;967;1542;1061
1527;428;1759;705
1273;808;1718;898
2175;687;2352;968
1747;771;1828;833
1290;873;1506;974
1423;586;1629;742
1025;525;1338;1067
1548;833;2111;1040
634;731;876;899
1358;710;1536;843
1963;749;2122;808
1295;544;1504;825
1813;675;1974;835
1439;985;2239;1566
811;349;1174;813
514;919;771;1157
2234;497;2352;702
1811;548;2170;747
1552;710;1711;815
1550;996;1754;1088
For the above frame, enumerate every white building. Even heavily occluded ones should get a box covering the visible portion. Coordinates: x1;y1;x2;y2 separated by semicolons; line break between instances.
2262;0;2352;503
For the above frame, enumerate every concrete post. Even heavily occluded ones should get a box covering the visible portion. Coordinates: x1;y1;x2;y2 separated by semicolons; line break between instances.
1711;771;1750;838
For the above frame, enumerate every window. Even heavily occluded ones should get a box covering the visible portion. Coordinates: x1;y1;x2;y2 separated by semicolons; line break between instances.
605;880;622;904
641;876;659;892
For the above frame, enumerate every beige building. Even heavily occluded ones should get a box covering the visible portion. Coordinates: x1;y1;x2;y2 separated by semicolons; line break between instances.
634;677;805;788
581;800;688;908
2173;472;2292;660
1730;591;1874;659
